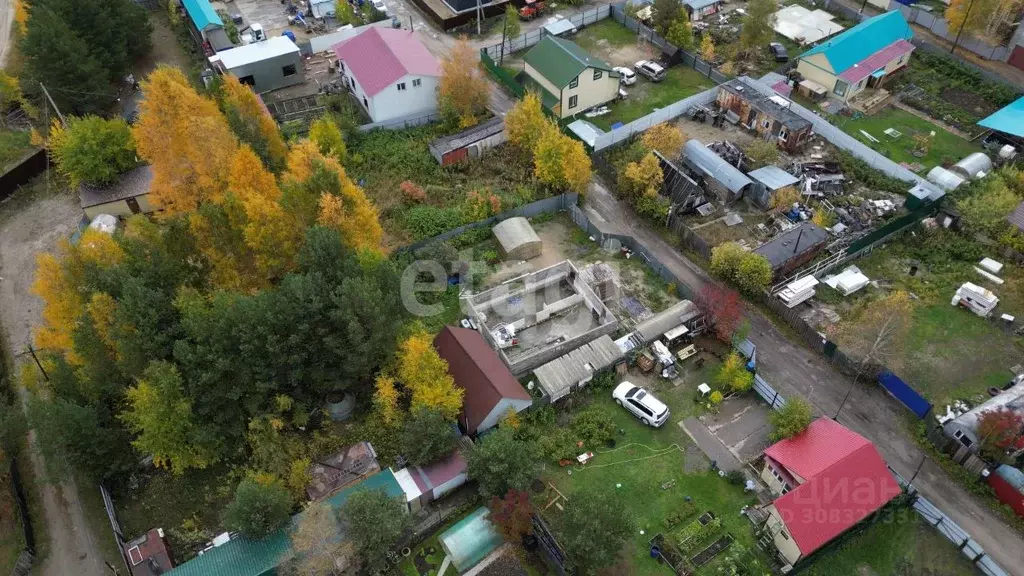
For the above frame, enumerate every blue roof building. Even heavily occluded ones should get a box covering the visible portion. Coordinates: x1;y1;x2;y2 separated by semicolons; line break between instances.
166;469;405;576
181;0;223;31
978;95;1024;139
796;11;915;103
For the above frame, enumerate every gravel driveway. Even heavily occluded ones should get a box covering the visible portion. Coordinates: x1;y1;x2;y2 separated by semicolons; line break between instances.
0;187;109;576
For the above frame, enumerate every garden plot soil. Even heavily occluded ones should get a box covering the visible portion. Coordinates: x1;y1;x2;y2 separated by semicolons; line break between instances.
940;87;1000;117
585;37;659;69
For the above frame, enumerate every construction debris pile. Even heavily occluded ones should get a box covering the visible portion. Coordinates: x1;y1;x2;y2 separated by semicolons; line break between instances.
792;160;846;196
708;141;748;171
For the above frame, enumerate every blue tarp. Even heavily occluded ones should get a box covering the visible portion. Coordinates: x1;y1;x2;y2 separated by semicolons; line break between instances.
878;371;932;419
182;0;223;31
978;95;1024;138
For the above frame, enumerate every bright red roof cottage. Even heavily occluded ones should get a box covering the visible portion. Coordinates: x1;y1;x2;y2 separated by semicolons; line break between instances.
756;418;902;568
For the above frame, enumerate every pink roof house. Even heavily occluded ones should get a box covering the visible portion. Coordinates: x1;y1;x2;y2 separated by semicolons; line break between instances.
393;451;469;512
333;27;442;124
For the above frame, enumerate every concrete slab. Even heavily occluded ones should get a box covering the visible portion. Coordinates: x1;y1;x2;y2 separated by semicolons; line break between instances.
680;417;742;472
704;396;773;463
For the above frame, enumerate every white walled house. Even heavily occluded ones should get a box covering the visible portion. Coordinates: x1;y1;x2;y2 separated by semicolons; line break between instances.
333;28;441;123
522;36;620;119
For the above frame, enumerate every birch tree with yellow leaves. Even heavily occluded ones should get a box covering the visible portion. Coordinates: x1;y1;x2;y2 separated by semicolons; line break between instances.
396;331;463;420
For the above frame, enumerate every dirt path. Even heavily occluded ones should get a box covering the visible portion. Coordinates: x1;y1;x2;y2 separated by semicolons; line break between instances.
583;176;1024;575
0;188;109;576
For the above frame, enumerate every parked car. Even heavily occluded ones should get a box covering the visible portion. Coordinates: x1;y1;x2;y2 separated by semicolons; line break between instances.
614;66;636;85
519;0;546;20
634;60;666;82
768;42;788;62
613;382;670;427
372;0;388;16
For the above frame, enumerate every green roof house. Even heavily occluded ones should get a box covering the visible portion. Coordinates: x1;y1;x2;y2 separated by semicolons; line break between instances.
523;35;619;119
165;469;405;576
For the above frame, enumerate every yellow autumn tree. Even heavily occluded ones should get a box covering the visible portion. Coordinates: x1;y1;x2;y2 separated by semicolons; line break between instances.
620;152;664;198
284;141;383;254
700;34;715;62
505;91;548;152
86;292;119;352
642;124;684;156
946;0;1021;37
373;374;402;426
533;121;591;194
769;186;801;212
397;332;463;420
30;229;124;359
438;38;490;129
221;75;288;172
308;116;347;165
133;66;238;216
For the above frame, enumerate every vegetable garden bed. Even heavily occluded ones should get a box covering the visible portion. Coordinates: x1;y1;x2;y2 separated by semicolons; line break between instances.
691;534;734;567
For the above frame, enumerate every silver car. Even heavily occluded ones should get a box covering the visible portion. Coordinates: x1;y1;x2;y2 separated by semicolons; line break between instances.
613;382;670;427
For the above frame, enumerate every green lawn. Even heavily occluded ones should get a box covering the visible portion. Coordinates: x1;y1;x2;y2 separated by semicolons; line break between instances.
834;106;979;169
831;230;1024;406
573;18;640;53
0;129;35;172
801;509;980;576
589;67;716;131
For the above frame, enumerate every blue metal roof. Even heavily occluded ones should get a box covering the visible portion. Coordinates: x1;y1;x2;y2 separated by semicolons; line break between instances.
994;464;1024;491
683;0;721;10
167;470;404;576
978;95;1024;138
182;0;223;31
799;11;912;74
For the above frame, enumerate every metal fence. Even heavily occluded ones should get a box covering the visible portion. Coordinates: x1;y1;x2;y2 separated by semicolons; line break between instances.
357;112;441;133
888;468;1010;576
480;4;613;61
752;375;786;410
583;87;721;151
826;0;1011;63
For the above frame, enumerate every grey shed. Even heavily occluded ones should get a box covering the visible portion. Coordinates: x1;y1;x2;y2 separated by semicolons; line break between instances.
534;335;624;401
682;140;753;200
492;217;542;261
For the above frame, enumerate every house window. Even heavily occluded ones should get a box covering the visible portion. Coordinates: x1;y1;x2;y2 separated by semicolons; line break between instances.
779;127;789;142
954;429;974;447
363;97;368;108
569;95;578;109
593;69;603;80
397;82;406;91
413;78;421;87
834;79;848;97
762;117;771;130
569;75;579;89
282;64;297;77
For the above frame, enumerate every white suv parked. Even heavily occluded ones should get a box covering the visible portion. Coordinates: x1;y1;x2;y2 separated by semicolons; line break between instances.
634;60;666;82
613;382;670;427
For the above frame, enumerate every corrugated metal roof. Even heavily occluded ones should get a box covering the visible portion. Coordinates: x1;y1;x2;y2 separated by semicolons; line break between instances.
754;223;828;269
748;165;799;191
166;470;404;576
682;139;754;194
838;40;914;84
182;0;223;31
429;116;505;156
534;335;623;400
1008;200;1024;232
978;95;1024;138
799;11;912;74
79;165;153;208
635;300;700;342
524;35;615;89
213;36;300;70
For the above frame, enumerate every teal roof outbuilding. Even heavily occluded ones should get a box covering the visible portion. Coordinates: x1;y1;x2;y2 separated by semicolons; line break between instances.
978;95;1024;138
166;470;405;576
524;36;616;89
182;0;224;31
799;11;912;74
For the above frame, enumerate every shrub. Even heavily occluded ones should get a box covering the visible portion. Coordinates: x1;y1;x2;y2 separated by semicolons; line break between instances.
743;140;779;170
769;397;813;441
571;407;617;449
711;242;772;294
224;478;293;539
400;180;426;203
48;115;138;188
634;193;671;223
402;408;458;466
403;205;465;240
724;469;745;485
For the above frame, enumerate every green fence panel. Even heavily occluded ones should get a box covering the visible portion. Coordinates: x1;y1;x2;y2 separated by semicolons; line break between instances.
845;200;939;254
480;49;525;98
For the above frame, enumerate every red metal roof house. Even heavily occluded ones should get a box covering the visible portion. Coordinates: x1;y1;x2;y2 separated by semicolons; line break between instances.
433;326;532;436
333;28;441;124
756;418;902;569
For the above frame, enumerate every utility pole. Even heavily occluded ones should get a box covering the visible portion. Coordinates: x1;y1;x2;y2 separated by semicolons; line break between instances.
908;454;927;485
833;362;864;420
950;0;977;54
476;0;482;36
499;10;509;65
39;83;65;126
27;344;49;382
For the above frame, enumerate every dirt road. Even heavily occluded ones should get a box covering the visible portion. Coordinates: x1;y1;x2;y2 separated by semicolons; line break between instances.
583;177;1024;575
0;188;109;576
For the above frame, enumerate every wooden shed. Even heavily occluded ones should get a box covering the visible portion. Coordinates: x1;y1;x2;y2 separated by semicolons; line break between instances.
428;116;507;166
79;165;155;219
716;79;813;154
